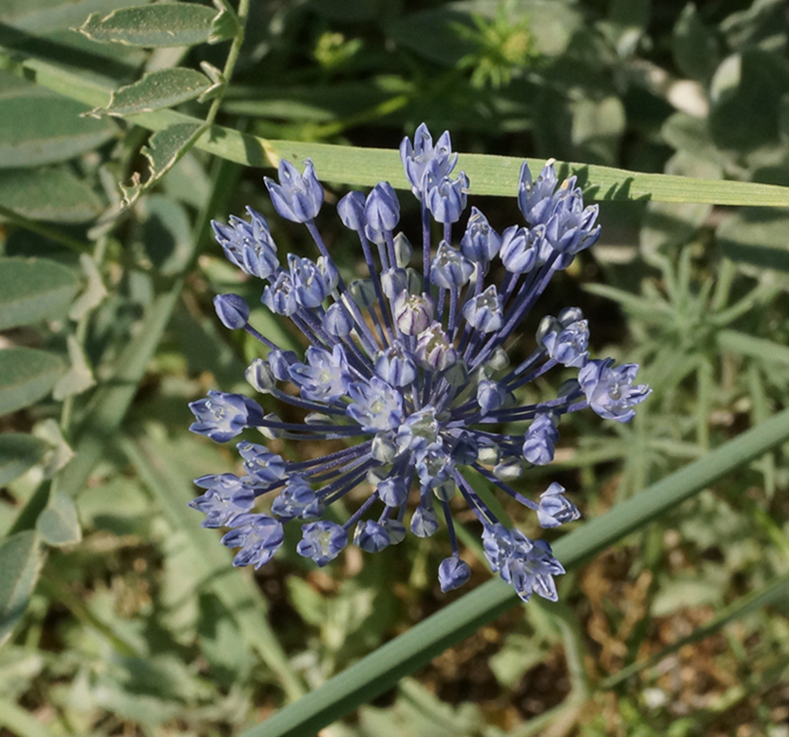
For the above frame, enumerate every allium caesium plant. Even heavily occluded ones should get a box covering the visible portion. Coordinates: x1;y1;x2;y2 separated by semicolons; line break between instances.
188;124;650;603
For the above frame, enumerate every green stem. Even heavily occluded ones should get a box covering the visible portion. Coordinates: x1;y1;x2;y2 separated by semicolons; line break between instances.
59;235;109;435
203;0;249;130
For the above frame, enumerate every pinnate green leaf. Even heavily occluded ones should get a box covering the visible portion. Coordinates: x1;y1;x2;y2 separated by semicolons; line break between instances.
0;167;103;223
120;122;204;206
718;330;789;365
77;3;234;47
717;207;789;272
0;94;116;168
0;434;48;487
88;68;214;117
0;257;79;330
0;348;65;416
0;531;42;648
36;492;82;547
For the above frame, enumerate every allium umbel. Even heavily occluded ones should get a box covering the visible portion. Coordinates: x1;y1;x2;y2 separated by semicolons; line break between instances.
189;124;651;603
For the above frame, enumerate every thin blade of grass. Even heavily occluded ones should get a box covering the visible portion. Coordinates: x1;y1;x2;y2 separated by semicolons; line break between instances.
241;406;789;737
601;572;789;688
120;433;306;701
4;50;789;206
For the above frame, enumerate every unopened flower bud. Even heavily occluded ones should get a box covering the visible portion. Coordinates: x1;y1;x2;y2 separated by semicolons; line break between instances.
214;293;249;330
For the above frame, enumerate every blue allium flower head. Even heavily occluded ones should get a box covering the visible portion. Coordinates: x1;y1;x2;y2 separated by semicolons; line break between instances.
214;293;249;330
189;124;650;602
264;158;323;223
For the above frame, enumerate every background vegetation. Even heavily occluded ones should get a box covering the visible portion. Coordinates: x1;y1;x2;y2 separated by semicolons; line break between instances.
1;0;789;735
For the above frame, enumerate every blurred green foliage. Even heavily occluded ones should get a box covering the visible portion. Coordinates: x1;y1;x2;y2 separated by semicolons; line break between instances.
1;0;789;736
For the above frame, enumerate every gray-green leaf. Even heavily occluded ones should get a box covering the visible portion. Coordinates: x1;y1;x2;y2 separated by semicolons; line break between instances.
0;257;79;330
0;95;116;169
0;531;42;648
0;167;103;223
672;3;719;84
0;434;48;487
88;68;213;117
709;50;789;152
36;492;82;547
0;348;65;416
77;3;233;47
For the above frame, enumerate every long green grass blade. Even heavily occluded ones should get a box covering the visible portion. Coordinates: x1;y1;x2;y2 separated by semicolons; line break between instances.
243;407;789;737
4;48;789;206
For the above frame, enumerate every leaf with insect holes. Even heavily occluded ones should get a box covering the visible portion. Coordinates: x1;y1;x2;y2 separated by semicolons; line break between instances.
77;2;236;48
120;122;205;207
86;68;215;118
